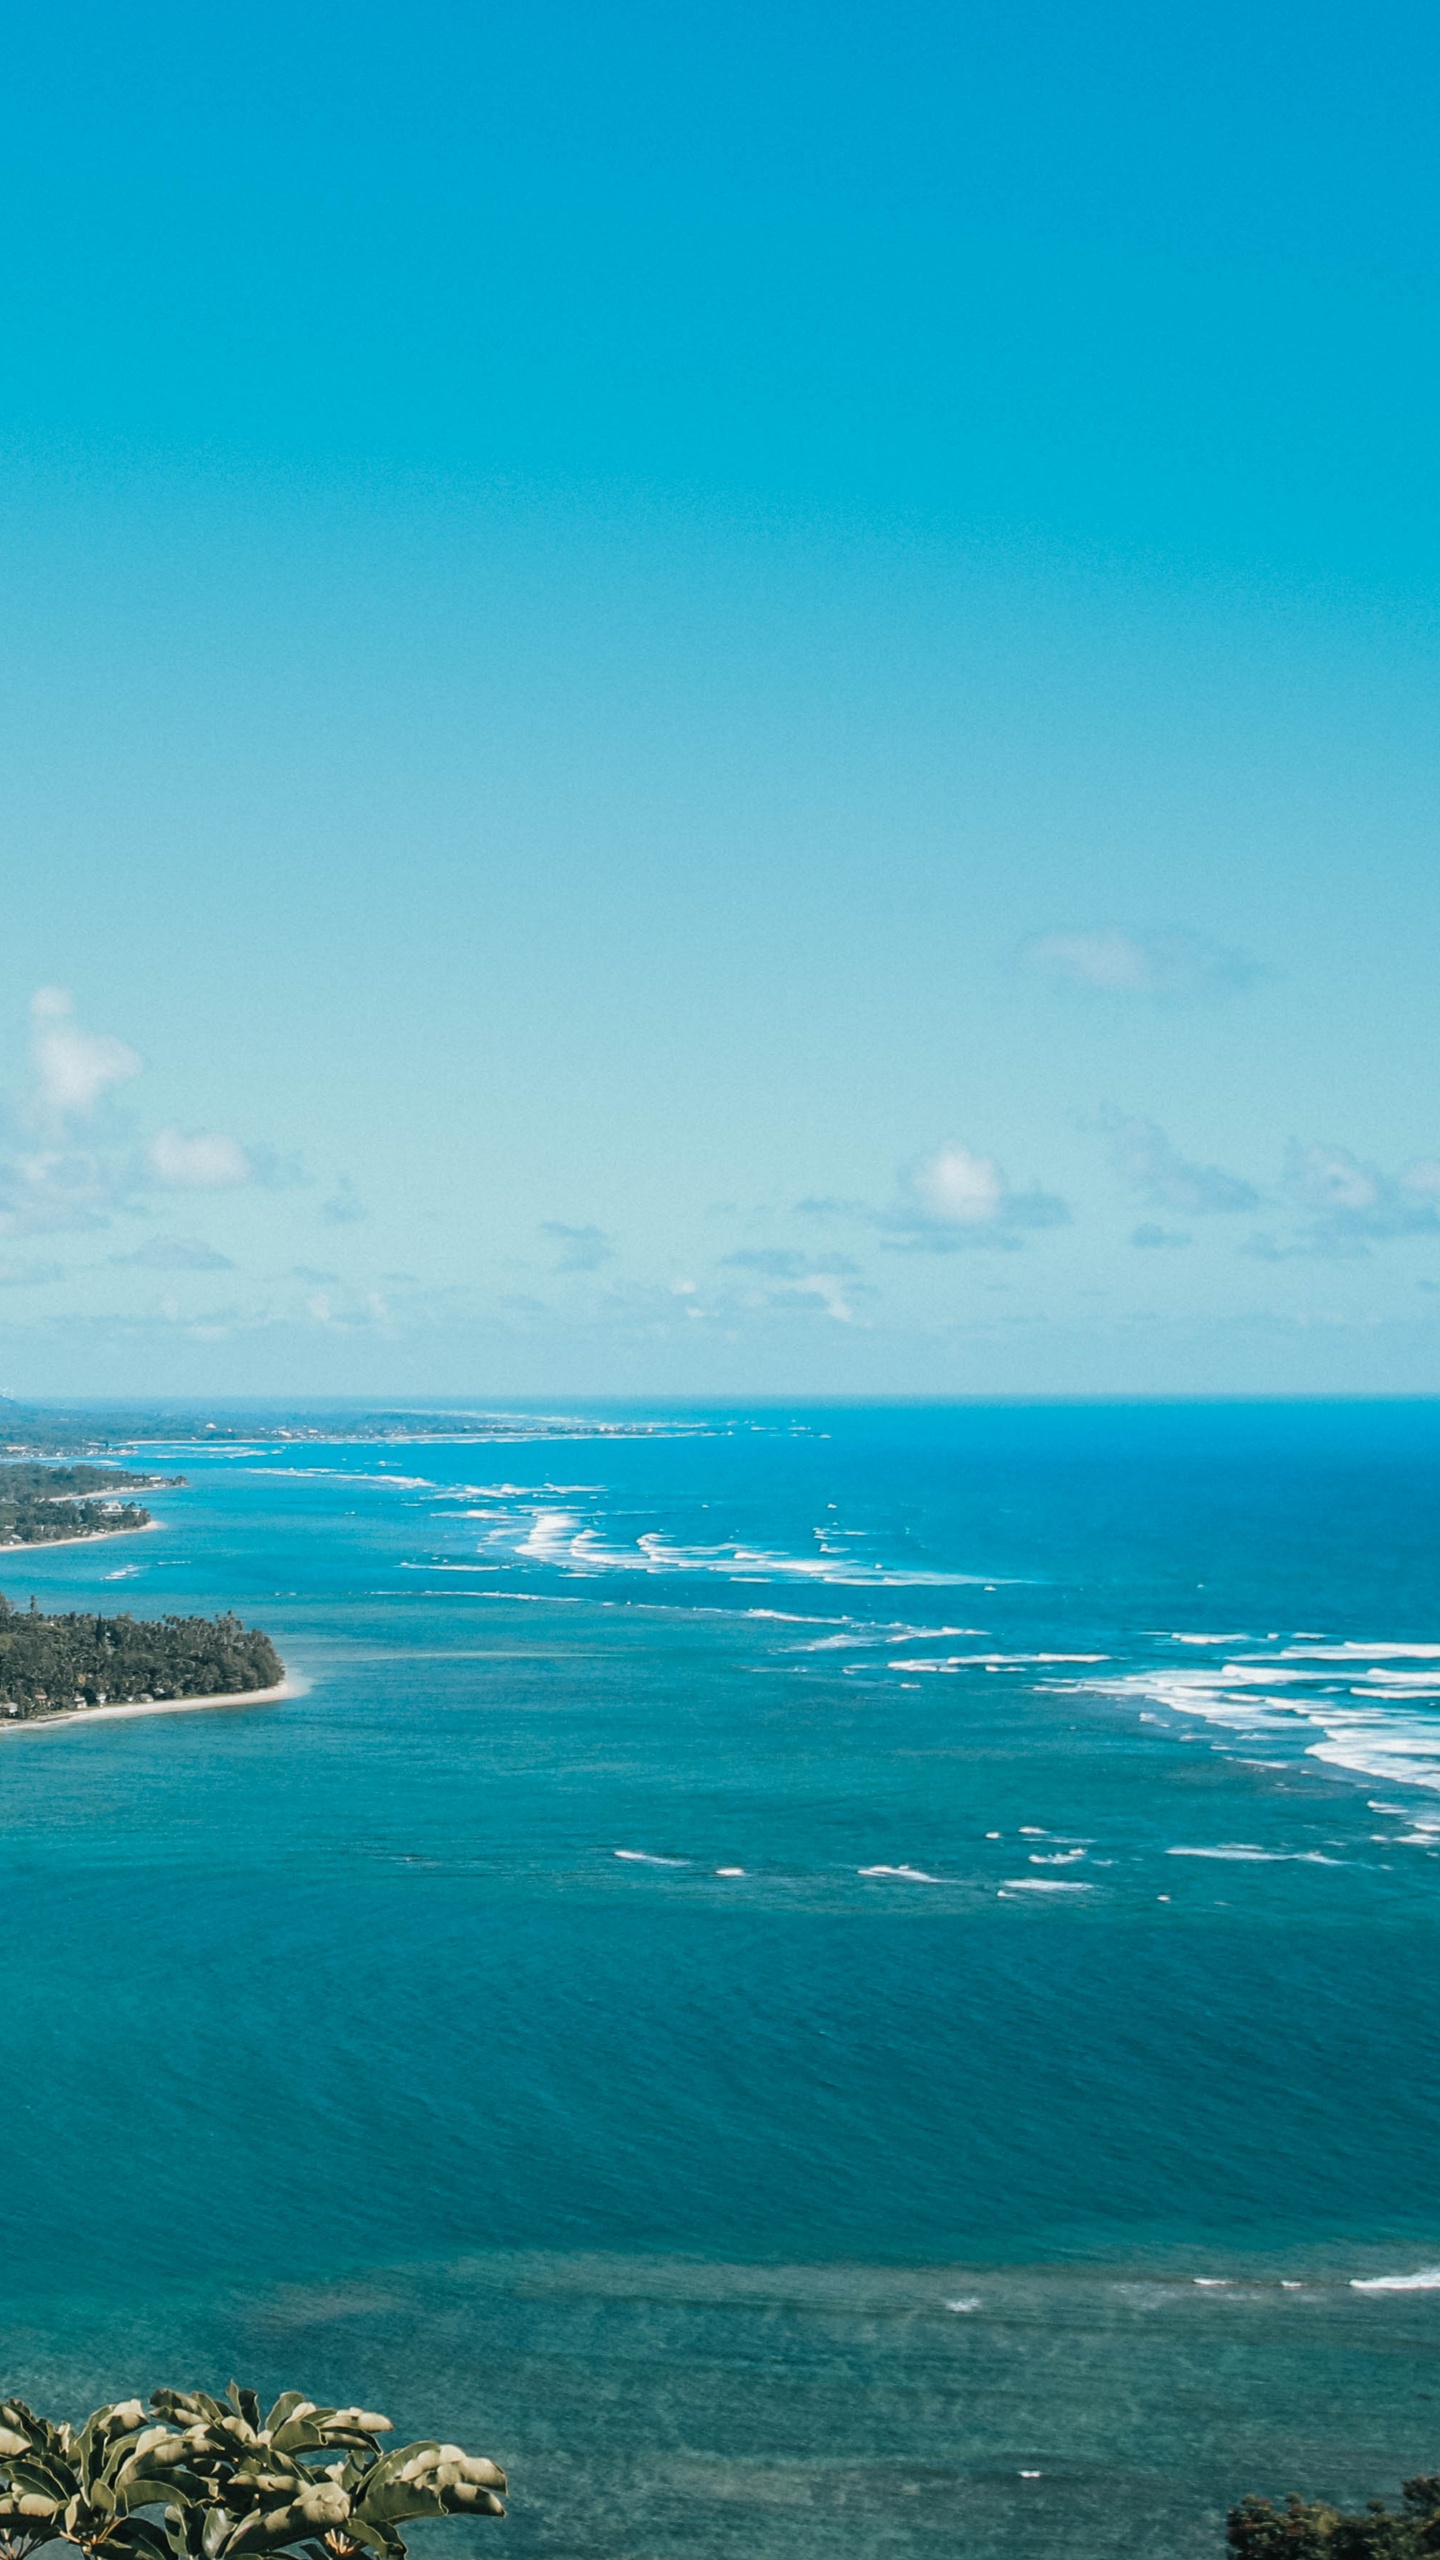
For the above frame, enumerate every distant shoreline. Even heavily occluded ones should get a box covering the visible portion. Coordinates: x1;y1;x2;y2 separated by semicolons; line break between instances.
0;1518;160;1555
0;1676;297;1734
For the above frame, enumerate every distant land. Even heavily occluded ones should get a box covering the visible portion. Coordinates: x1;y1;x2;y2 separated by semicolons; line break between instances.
0;1445;283;1723
0;1399;686;1453
0;1460;184;1549
0;1599;283;1723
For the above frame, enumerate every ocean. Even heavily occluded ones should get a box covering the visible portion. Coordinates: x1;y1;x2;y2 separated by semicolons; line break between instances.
3;1398;1440;2559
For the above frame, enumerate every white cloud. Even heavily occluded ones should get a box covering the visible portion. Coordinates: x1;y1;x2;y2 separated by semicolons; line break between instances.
1131;1223;1192;1249
911;1143;1005;1225
883;1142;1069;1251
29;987;143;1120
1102;1111;1259;1215
1022;928;1260;1005
0;989;282;1236
147;1128;252;1188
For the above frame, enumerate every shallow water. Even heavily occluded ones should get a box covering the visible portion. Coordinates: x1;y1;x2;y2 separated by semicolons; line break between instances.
4;1400;1440;2555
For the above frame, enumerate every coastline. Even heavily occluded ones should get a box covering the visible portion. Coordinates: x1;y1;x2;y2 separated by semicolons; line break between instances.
0;1675;299;1734
0;1518;161;1555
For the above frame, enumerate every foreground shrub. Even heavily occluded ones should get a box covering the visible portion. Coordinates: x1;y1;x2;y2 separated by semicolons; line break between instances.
1230;2479;1440;2560
0;2386;504;2560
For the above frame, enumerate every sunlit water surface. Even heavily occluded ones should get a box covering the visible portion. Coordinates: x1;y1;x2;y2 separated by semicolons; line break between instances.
4;1401;1440;2559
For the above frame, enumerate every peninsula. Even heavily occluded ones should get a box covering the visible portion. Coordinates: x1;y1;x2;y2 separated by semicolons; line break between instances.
0;1461;183;1549
0;1598;283;1721
0;1396;688;1453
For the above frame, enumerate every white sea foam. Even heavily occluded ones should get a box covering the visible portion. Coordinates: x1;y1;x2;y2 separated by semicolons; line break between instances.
945;2296;981;2312
613;1849;690;1866
1350;2268;1440;2292
1166;1845;1341;1864
459;1498;994;1587
801;1623;986;1651
888;1651;1106;1672
858;1863;944;1883
472;1590;582;1603
399;1562;500;1573
245;1466;436;1488
1002;1878;1092;1892
1282;1642;1440;1660
1064;1634;1440;1797
1167;1845;1272;1861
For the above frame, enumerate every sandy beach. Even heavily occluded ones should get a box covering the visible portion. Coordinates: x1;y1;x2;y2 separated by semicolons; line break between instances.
0;1676;301;1734
0;1518;161;1555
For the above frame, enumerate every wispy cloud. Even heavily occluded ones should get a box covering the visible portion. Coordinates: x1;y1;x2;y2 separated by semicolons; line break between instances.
146;1128;252;1188
300;1282;391;1328
0;1150;113;1238
322;1177;366;1225
793;1195;871;1223
1022;928;1261;1005
1102;1111;1260;1215
717;1248;865;1323
882;1142;1069;1252
1246;1144;1440;1257
702;1249;855;1331
720;1247;853;1276
111;1235;236;1271
542;1220;615;1273
1131;1222;1192;1249
0;1258;66;1287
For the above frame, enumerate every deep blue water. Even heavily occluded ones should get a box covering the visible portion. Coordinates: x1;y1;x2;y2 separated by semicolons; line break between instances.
4;1400;1440;2558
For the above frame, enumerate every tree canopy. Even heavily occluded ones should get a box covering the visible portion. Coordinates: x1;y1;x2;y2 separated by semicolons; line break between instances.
1228;2482;1440;2560
0;1600;282;1719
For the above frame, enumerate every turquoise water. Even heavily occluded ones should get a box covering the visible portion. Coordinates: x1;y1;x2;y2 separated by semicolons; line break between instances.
4;1400;1440;2556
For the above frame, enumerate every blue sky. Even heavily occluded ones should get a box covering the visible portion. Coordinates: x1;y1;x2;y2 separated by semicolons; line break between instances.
1;0;1438;1397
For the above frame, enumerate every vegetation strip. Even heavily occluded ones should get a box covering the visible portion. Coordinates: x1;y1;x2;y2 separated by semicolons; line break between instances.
0;1462;183;1550
0;1598;282;1721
